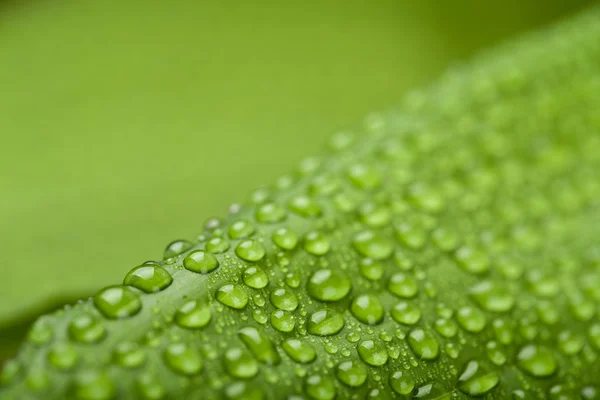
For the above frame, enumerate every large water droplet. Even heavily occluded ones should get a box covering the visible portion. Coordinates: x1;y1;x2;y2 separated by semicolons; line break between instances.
136;372;165;400
358;202;392;227
336;360;368;387
205;237;230;253
164;240;192;259
468;281;515;312
353;230;394;260
235;240;266;262
271;310;296;332
123;264;173;293
359;258;384;281
238;326;281;365
289;195;322;218
223;347;259;379
282;339;316;364
243;266;269;289
454;246;490;274
517;344;557;377
229;219;255;239
389;371;415;395
304;375;336;400
163;342;203;376
272;228;299;250
270;288;299;311
391;301;421;325
183;250;219;274
255;202;287;223
27;317;54;345
457;360;500;396
71;370;115;400
457;306;487;333
407;329;439;360
307;268;352;302
307;309;345;336
48;343;79;370
357;340;388;366
347;164;381;190
174;299;212;329
93;286;142;319
216;284;249;310
350;294;384;325
304;232;330;256
113;342;147;368
68;314;106;343
413;382;451;399
388;273;419;298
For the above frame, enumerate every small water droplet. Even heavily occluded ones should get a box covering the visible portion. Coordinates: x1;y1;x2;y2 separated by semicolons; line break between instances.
163;342;203;376
183;250;219;274
359;258;384;281
229;219;255;239
353;230;394;260
113;342;146;368
272;228;299;250
457;306;487;333
350;294;384;325
136;372;165;400
407;329;439;360
457;360;500;396
216;284;249;310
358;340;388;366
255;202;287;223
48;343;79;370
235;240;266;262
454;246;490;274
388;273;419;298
270;288;299;311
68;314;106;343
304;375;336;400
93;285;142;319
71;370;115;400
223;347;259;379
164;240;192;259
282;339;316;364
336;360;368;387
205;237;230;253
174;299;212;328
289;195;322;218
304;232;330;256
307;268;352;302
391;301;422;325
468;281;515;312
243;266;269;289
307;309;345;336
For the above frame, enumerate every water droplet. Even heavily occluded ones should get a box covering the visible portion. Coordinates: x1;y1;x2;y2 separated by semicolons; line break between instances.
282;339;316;364
307;268;352;302
485;341;506;366
216;284;249;310
407;329;439;360
588;323;600;351
243;266;269;289
164;240;192;259
25;369;49;392
413;382;451;399
48;343;79;370
289;195;322;218
255;202;287;223
304;232;330;256
238;326;280;365
468;281;515;312
526;270;560;297
457;360;500;396
353;230;394;260
536;300;560;324
272;228;299;250
351;294;384;325
68;314;106;343
270;288;299;311
407;183;444;213
394;222;427;250
271;310;296;332
581;386;598;400
27;317;54;345
454;246;490;274
307;309;345;336
285;272;301;288
357;340;388;366
517;344;557;377
434;318;457;338
347;164;381;190
163;342;203;375
252;309;268;324
235;240;266;262
183;250;219;274
113;342;146;368
358;202;392;227
71;370;115;400
431;228;459;251
556;330;583;355
229;219;255;239
457;306;487;333
391;301;422;325
388;273;419;298
93;285;142;319
174;299;212;328
492;318;513;344
336;360;368;387
389;371;415;395
359;258;384;281
304;375;336;400
136;372;165;400
205;237;230;253
123;264;173;293
224;381;264;400
223;347;259;379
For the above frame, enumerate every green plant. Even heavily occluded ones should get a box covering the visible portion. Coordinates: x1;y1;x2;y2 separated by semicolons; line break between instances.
1;5;600;399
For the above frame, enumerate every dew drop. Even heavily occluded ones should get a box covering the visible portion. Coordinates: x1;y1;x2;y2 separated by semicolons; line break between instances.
238;326;281;365
136;372;165;400
163;240;192;259
113;342;147;368
457;360;500;396
223;347;259;379
282;339;317;364
304;232;330;256
517;344;557;377
235;240;266;262
174;300;212;329
307;268;352;302
347;164;381;190
205;237;230;253
48;343;79;370
243;266;269;289
457;306;487;333
183;250;219;274
434;318;457;338
353;230;394;260
289;195;322;218
389;371;415;395
123;264;173;293
358;340;388;366
271;310;296;332
27;317;54;345
391;301;422;325
468;281;515;312
407;329;439;360
71;370;115;400
0;360;20;385
229;219;255;239
68;314;106;344
272;228;299;250
255;202;287;223
304;375;336;400
93;285;142;319
216;284;249;310
336;360;368;387
359;258;384;281
350;294;384;325
454;246;490;274
307;309;345;336
358;202;392;227
270;288;299;311
163;342;203;376
388;273;419;298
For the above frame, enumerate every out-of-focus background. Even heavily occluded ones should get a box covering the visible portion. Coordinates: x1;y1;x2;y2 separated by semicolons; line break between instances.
0;0;593;359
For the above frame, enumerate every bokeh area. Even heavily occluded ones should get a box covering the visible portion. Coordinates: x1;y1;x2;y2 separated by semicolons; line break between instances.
0;0;592;359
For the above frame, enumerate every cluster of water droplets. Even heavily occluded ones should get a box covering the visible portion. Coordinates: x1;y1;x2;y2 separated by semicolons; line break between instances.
2;10;600;400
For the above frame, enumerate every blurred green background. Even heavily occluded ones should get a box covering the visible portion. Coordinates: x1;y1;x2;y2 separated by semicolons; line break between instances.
0;0;593;360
